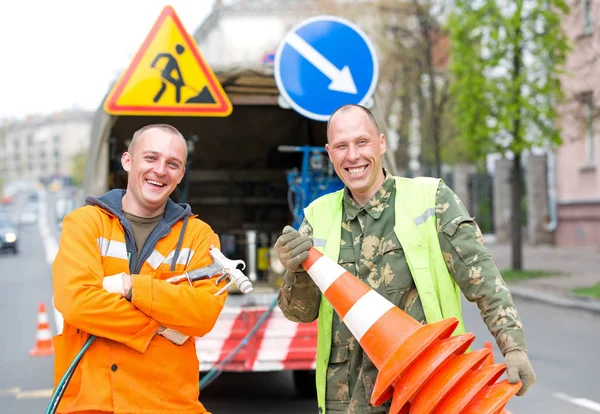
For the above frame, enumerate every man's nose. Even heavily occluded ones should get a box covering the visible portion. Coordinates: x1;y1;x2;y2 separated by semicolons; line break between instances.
347;144;360;161
153;161;167;175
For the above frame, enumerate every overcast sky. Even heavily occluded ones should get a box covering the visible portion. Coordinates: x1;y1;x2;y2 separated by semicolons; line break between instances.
0;1;213;120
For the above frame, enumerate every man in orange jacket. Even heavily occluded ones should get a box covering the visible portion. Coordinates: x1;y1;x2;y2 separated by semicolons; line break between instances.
52;124;227;413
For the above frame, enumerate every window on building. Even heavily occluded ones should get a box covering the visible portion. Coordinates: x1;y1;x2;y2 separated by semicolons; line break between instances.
584;93;596;166
583;0;594;35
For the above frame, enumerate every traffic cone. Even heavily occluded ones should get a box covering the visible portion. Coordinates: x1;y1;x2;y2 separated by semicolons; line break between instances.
30;302;54;356
302;248;520;414
470;342;514;414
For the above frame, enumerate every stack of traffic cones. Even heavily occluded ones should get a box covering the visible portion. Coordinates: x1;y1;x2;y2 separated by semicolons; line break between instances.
302;248;520;414
30;302;54;356
481;342;513;414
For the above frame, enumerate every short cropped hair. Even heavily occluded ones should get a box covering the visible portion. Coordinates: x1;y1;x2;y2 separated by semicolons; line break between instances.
128;124;188;161
327;104;381;137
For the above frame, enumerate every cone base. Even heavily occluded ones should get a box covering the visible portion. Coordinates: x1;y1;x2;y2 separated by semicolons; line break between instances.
371;317;458;407
29;347;54;357
389;333;475;414
433;363;506;413
412;348;490;414
462;379;521;414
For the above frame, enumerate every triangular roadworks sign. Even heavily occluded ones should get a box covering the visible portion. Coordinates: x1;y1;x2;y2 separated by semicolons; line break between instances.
104;6;232;117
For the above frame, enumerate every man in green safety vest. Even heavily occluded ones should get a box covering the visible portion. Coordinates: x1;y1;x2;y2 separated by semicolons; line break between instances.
275;104;535;414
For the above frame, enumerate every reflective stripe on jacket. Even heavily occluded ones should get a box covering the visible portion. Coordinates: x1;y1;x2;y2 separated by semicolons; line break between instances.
52;190;227;413
304;176;466;414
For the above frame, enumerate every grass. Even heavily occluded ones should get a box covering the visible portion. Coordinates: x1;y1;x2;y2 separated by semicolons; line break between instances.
571;283;600;300
500;269;560;282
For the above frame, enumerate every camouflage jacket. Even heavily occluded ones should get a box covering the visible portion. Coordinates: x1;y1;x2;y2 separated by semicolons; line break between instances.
277;172;526;413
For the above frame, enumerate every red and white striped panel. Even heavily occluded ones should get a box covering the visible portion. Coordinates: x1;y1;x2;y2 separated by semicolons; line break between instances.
195;306;318;372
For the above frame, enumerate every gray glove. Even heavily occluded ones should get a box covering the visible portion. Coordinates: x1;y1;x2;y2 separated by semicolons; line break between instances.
504;349;536;396
274;225;312;273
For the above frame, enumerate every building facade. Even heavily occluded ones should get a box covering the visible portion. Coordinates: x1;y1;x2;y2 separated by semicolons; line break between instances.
556;0;600;245
0;110;92;185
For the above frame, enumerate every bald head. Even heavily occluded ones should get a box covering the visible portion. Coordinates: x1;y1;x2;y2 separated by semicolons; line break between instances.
327;104;380;142
129;124;188;163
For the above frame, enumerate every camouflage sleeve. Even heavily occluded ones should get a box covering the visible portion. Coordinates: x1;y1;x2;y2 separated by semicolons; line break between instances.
435;181;526;355
277;219;322;323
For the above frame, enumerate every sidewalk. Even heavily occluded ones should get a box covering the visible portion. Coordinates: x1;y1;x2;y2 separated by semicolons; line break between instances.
486;242;600;313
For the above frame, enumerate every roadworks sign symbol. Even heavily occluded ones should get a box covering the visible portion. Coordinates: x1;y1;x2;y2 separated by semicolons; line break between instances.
104;6;232;117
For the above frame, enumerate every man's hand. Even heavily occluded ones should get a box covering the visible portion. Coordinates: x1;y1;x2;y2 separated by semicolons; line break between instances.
504;350;536;396
102;273;132;299
102;273;127;296
274;225;312;273
157;326;189;345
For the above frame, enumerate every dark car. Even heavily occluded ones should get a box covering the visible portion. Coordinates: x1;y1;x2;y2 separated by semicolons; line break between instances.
0;217;18;254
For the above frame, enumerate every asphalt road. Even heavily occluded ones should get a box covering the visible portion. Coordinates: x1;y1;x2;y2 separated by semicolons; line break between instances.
0;189;599;413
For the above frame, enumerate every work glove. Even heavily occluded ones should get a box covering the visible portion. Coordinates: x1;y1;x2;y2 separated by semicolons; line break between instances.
102;273;128;296
157;326;189;346
274;225;312;273
504;349;536;396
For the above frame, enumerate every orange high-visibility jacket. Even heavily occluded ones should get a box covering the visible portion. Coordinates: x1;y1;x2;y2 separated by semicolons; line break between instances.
52;190;227;413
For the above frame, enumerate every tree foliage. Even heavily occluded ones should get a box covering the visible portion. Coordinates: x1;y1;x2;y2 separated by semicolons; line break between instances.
70;152;87;187
447;0;570;158
375;0;473;177
447;0;570;269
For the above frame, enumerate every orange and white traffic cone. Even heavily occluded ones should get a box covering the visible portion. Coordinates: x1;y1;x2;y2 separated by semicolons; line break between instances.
29;302;54;356
473;342;514;414
302;248;520;414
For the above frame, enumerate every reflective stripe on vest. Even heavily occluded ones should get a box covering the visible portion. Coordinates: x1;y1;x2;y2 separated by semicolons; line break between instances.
145;248;195;269
97;237;194;270
304;177;466;413
97;237;128;261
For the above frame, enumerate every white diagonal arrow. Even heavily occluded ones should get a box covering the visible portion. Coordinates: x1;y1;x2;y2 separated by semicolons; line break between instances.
287;32;358;95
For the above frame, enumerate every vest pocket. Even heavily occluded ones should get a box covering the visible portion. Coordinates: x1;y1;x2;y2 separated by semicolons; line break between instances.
326;344;351;404
441;216;485;264
380;237;413;292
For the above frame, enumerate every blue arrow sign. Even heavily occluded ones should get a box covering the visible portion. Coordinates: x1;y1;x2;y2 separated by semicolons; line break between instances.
274;15;379;122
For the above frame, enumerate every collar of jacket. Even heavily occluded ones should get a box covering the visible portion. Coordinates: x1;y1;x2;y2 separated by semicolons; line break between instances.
84;189;194;273
85;189;193;225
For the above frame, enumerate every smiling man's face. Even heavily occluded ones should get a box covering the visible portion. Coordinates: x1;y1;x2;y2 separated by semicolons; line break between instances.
121;127;187;217
325;106;386;205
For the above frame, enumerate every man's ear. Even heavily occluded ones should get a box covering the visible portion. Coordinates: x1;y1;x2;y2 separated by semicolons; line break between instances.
121;152;132;172
325;143;333;162
177;167;186;185
379;133;387;154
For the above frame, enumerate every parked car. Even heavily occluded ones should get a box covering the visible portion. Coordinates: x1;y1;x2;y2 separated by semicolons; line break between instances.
0;218;18;254
19;203;38;225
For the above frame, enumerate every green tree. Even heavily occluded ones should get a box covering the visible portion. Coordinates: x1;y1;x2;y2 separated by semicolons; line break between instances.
447;0;570;269
71;152;87;187
377;0;470;177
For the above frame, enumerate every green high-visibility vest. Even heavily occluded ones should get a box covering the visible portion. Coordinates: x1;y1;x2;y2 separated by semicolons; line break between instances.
304;176;466;414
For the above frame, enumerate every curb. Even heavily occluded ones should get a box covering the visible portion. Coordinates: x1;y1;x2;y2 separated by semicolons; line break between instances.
509;285;600;314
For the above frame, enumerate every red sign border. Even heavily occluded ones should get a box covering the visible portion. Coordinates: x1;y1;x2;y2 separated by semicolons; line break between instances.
104;6;232;116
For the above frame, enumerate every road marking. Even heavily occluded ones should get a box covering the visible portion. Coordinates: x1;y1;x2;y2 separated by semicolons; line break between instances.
554;392;600;412
0;387;52;399
16;388;53;399
37;189;63;334
0;387;20;396
37;190;58;264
